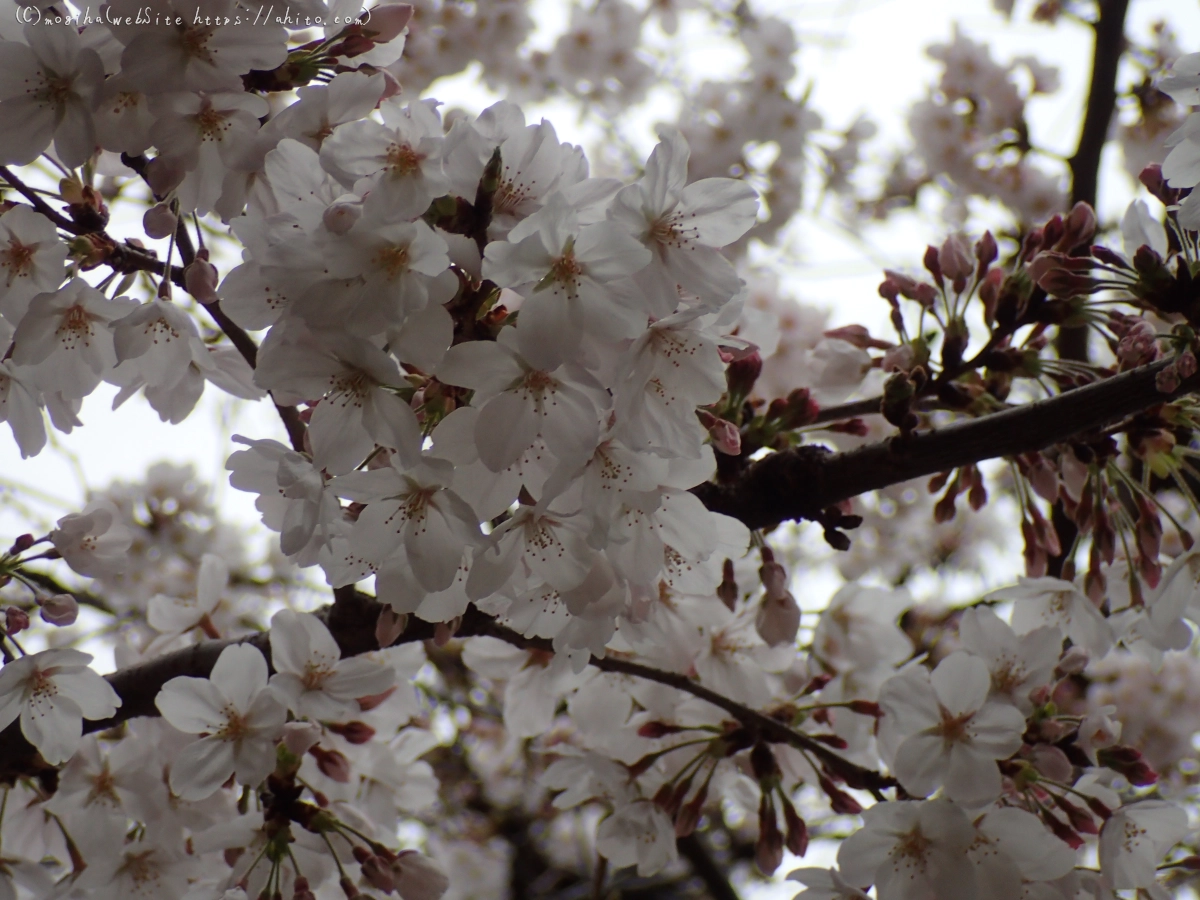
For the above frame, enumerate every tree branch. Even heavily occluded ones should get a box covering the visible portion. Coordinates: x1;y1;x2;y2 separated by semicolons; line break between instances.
677;833;741;900
473;620;890;793
1056;0;1131;364
0;593;887;795
0;168;77;233
1069;0;1131;211
693;359;1200;531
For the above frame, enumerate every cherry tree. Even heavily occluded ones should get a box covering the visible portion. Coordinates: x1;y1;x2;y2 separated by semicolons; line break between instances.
1;1;1200;898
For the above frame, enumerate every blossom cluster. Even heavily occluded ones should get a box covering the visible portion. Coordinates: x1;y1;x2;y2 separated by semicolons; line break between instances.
1;5;1200;900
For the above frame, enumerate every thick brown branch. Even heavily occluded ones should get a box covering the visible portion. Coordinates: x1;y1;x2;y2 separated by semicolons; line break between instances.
1069;0;1130;211
1057;0;1130;364
694;359;1200;532
0;592;492;781
0;594;887;797
677;833;741;900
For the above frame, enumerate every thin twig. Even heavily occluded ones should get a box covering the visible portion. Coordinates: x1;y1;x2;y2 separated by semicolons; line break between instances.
0;168;77;233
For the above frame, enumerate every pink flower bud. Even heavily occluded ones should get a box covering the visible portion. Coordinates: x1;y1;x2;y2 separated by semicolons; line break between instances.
755;590;800;647
145;155;186;196
1057;201;1097;251
323;202;362;235
376;607;407;648
5;606;29;635
8;534;34;555
974;231;998;269
361;854;396;893
391;851;450;900
697;410;741;456
326;720;376;744
1178;350;1197;379
365;3;413;41
755;795;784;875
283;721;322;756
724;350;762;399
143;203;177;239
185;257;220;303
311;746;352;783
939;233;974;283
38;593;78;626
1055;645;1089;675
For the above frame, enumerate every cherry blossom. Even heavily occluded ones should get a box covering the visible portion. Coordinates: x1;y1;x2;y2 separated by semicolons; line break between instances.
268;609;396;719
0;204;67;326
594;800;679;877
10;279;135;401
437;327;605;471
225;435;342;562
106;0;287;94
321;98;449;219
331;454;481;592
0;8;1195;899
483;191;651;355
837;799;976;900
0;25;105;167
1098;800;1188;891
154;643;286;800
880;652;1026;805
787;868;870;900
956;607;1061;713
0;649;120;765
608;126;758;312
49;500;132;577
988;577;1114;658
255;320;423;474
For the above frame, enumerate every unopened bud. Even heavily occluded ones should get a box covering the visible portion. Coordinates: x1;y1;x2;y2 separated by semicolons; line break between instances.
145;155;186;196
360;854;396;893
375;606;407;648
755;795;784;875
755;590;800;647
143;204;177;239
1055;645;1089;675
322;201;361;235
637;721;687;739
434;616;462;646
1057;201;1097;252
780;794;809;857
846;700;883;718
8;533;34;555
817;775;862;815
5;606;29;635
366;3;413;41
184;256;219;303
939;233;974;284
725;349;762;400
283;721;322;756
717;558;738;611
326;720;376;744
310;746;352;783
974;231;998;269
391;851;450;900
38;593;78;626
